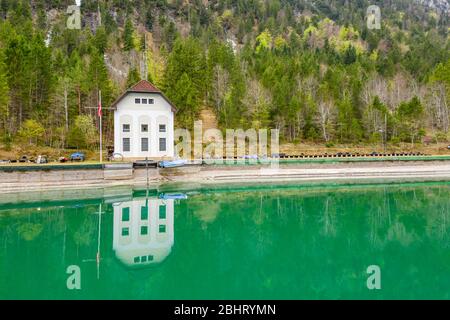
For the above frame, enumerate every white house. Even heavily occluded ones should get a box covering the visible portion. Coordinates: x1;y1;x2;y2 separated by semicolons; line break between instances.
112;80;176;160
112;197;175;268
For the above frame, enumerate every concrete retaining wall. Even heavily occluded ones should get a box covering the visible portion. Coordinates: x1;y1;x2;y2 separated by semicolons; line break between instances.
1;169;105;183
2;161;450;194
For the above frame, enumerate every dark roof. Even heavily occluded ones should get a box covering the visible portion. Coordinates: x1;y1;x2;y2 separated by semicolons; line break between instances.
111;80;177;112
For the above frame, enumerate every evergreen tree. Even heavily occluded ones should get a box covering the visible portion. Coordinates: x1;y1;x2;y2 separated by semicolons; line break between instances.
0;49;9;132
94;26;108;54
396;96;425;145
126;67;141;88
88;49;113;109
164;37;207;127
343;45;357;65
123;18;135;51
171;73;198;127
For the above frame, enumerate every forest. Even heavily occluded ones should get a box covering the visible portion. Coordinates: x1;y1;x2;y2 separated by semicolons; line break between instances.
0;0;449;154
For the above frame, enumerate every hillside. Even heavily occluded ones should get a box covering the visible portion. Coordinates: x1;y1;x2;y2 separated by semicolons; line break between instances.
0;0;449;156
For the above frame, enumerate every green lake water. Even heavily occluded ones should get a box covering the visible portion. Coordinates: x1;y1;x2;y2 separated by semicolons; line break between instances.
1;182;450;300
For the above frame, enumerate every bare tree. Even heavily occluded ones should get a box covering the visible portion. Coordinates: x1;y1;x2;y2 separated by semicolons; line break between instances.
317;99;334;142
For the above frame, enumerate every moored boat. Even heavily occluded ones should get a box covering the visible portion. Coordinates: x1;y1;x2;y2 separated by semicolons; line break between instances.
158;159;187;168
158;193;188;200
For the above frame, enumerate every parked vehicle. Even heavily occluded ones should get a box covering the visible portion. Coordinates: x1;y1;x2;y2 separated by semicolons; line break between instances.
0;159;11;164
109;153;124;162
271;153;286;158
70;152;85;162
35;155;48;164
19;155;29;163
448;145;450;150
59;157;69;163
241;154;258;160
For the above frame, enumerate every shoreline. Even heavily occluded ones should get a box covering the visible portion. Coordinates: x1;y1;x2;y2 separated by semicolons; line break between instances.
2;160;450;195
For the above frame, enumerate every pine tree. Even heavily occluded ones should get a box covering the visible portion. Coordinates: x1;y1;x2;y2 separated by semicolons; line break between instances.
343;45;357;65
126;67;141;88
146;10;153;31
28;33;53;116
396;96;425;145
5;34;29;129
88;49;113;109
94;26;108;54
164;37;207;126
171;73;198;128
123;18;135;51
0;49;9;132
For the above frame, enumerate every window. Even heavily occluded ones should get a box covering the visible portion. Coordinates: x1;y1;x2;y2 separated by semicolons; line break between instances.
159;124;166;133
141;124;148;132
135;98;141;104
148;255;154;261
134;256;140;263
123;124;130;132
141;256;147;262
159;205;166;219
141;138;149;152
141;206;148;220
142;98;148;104
121;227;129;236
149;99;154;104
140;226;148;235
159;138;166;152
122;207;130;222
159;225;166;233
123;138;130;152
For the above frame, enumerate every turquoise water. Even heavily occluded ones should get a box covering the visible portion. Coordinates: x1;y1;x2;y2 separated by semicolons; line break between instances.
1;182;450;299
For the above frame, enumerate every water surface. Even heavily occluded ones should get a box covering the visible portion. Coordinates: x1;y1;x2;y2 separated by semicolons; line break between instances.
1;182;450;299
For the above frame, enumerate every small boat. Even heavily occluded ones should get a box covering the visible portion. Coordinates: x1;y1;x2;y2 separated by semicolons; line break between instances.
158;193;188;200
158;159;187;168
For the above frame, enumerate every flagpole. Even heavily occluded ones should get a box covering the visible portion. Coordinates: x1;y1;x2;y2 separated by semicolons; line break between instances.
99;90;103;163
96;202;102;280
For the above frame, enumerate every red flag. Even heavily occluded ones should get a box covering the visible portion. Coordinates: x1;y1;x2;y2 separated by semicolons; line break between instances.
97;99;102;117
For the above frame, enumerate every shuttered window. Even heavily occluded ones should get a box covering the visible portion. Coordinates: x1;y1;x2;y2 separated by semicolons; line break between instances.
159;138;166;152
123;138;130;152
159;205;166;219
141;138;149;152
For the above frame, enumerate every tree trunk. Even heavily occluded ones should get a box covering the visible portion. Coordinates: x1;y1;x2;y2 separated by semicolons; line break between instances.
64;85;69;132
77;86;81;115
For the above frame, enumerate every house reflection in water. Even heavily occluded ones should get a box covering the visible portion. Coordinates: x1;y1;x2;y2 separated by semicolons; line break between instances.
113;197;174;267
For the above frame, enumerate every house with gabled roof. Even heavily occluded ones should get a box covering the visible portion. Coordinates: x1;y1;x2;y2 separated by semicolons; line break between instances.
111;80;176;160
112;197;174;268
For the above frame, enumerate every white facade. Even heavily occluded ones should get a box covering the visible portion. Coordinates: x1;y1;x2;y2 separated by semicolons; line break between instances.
113;92;175;159
112;197;175;267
